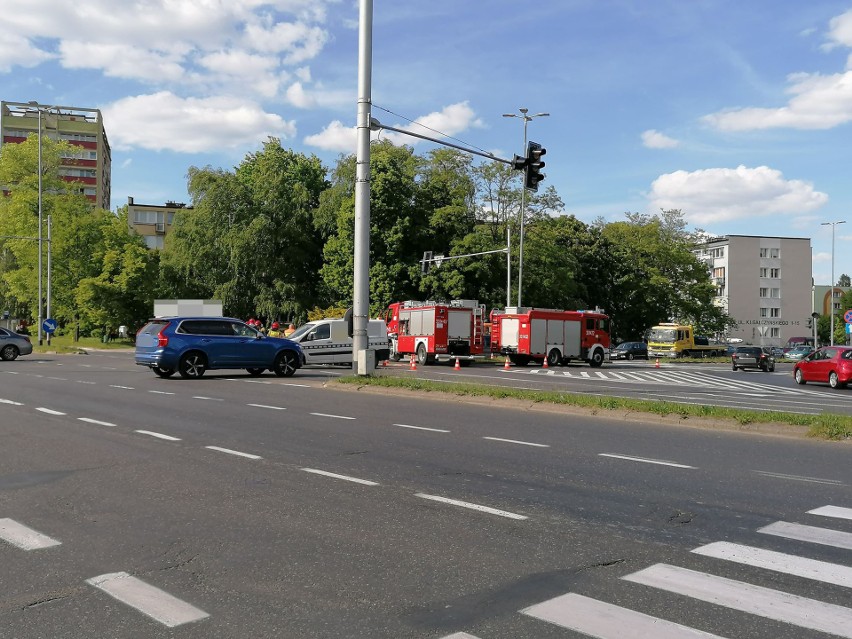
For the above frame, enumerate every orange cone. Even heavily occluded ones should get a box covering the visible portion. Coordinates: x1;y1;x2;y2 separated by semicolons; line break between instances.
383;358;388;367
655;358;660;369
503;357;511;370
454;357;461;370
409;355;417;371
542;357;549;369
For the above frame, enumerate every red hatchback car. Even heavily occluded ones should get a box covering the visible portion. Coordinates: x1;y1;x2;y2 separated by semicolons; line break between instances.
793;346;852;388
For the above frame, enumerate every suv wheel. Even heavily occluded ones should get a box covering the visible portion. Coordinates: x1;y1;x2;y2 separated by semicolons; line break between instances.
273;351;298;377
178;352;207;379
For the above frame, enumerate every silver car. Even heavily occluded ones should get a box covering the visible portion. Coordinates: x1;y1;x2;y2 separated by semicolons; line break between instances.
0;327;33;360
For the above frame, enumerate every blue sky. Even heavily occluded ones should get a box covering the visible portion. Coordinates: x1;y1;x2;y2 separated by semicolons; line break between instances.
4;1;852;285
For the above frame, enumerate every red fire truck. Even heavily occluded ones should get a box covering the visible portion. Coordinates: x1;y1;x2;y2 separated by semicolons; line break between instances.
493;307;611;367
384;300;486;365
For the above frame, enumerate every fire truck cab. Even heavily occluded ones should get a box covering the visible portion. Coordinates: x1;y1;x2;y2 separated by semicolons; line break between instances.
384;299;486;365
494;307;610;367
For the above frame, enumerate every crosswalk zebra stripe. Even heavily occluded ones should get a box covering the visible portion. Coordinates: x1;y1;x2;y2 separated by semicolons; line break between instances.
438;633;481;639
623;563;852;638
692;541;852;588
808;505;852;521
522;592;727;638
758;521;852;550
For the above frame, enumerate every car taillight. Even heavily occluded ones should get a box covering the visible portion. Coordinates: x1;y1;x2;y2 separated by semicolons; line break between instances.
157;323;171;347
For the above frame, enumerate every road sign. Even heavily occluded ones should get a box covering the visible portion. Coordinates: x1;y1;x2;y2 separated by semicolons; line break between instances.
42;318;57;334
845;310;852;323
846;323;851;335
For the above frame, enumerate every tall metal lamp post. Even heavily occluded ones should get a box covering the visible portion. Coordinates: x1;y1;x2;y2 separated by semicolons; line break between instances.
822;220;846;345
503;107;548;308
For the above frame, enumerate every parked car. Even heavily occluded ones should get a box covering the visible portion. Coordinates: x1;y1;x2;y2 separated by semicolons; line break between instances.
135;317;305;379
785;346;814;361
731;346;775;372
793;346;852;388
0;327;33;360
612;341;648;360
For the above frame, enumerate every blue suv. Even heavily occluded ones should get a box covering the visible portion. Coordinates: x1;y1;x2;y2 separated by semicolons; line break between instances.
135;317;305;379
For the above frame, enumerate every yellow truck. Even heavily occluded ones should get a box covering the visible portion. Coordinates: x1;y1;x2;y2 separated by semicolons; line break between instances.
647;323;724;358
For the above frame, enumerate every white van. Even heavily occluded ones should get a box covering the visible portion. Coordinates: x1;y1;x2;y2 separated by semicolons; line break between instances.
286;318;390;365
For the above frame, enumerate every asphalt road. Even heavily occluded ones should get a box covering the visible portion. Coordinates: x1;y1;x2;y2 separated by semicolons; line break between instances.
378;356;852;416
0;352;849;638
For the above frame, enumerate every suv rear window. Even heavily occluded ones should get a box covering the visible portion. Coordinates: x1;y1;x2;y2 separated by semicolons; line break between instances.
735;347;761;355
139;320;169;335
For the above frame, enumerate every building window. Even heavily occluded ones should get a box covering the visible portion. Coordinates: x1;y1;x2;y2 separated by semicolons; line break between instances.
770;248;780;258
711;247;725;258
712;267;725;278
770;308;780;318
771;268;780;278
760;308;768;317
770;328;780;338
770;288;781;298
144;235;164;250
760;248;769;258
760;268;768;277
759;288;769;298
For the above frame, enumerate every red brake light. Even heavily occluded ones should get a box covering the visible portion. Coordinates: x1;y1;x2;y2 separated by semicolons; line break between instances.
157;322;171;348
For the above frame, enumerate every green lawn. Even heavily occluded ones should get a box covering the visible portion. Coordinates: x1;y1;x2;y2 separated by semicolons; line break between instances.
30;333;134;354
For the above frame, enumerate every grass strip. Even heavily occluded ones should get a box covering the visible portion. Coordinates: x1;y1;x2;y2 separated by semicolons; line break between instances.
337;375;852;441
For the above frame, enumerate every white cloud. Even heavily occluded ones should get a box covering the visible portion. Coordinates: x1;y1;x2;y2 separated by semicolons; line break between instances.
402;101;484;138
648;165;829;225
0;31;54;72
242;21;328;63
285;81;351;109
59;41;187;83
102;92;296;153
824;10;852;49
304;120;356;152
813;251;831;263
120;158;133;169
641;129;679;149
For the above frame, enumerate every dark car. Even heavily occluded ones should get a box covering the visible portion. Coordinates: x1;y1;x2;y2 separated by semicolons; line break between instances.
612;341;648;360
135;317;305;379
731;346;775;372
793;346;852;388
0;327;33;361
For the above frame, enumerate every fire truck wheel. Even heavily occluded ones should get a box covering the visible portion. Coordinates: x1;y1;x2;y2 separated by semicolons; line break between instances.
589;349;604;367
547;349;562;367
416;344;429;366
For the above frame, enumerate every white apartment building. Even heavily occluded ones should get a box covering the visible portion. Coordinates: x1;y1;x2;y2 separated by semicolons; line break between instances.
694;235;812;347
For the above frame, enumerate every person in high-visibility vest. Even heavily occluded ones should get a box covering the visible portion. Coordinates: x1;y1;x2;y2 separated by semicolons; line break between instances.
268;322;282;337
284;323;296;337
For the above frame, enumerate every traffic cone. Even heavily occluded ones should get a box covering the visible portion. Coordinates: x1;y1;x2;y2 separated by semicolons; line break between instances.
383;358;388;367
542;357;549;369
409;355;417;371
503;357;511;370
655;358;660;369
454;357;461;370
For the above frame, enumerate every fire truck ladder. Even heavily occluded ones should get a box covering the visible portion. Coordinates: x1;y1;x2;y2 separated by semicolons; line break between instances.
472;304;485;349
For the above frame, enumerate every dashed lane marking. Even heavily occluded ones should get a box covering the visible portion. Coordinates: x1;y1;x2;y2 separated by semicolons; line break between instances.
86;572;209;628
35;407;65;416
148;390;175;395
0;399;23;405
415;493;528;520
599;453;695;469
394;423;451;433
483;436;549;448
135;430;181;441
78;417;116;427
301;468;379;486
754;470;844;485
192;396;223;401
109;385;134;390
204;446;262;460
310;412;355;420
0;518;61;551
247;403;287;410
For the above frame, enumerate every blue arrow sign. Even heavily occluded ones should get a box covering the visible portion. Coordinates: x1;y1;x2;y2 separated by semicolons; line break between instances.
42;318;57;334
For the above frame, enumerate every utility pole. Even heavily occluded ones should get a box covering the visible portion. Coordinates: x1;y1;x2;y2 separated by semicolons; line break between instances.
822;220;845;346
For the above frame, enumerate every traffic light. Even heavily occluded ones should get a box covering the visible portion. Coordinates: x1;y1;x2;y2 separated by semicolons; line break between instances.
524;141;546;191
421;251;433;275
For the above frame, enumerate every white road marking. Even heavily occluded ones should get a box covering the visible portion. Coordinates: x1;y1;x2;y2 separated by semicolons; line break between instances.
623;563;852;638
301;468;379;486
3;371;19;374
204;446;262;460
86;572;209;627
76;380;96;385
439;634;482;639
46;376;66;381
0;518;61;551
247;403;287;410
310;412;355;420
754;470;843;485
78;418;116;427
692;541;852;588
415;493;527;520
109;385;134;390
808;505;852;520
148;390;175;395
599;453;695;469
394;423;451;433
758;521;852;550
135;430;181;441
483;436;549;448
282;383;311;387
522;592;725;638
0;398;23;405
244;380;272;384
192;396;223;401
35;407;65;416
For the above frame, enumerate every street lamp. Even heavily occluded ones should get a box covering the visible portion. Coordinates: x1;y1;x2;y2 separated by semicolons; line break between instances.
503;107;549;308
821;220;846;346
28;101;56;346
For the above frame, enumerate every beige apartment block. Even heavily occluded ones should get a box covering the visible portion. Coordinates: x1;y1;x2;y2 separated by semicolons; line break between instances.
1;100;111;209
126;197;191;250
695;235;812;347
